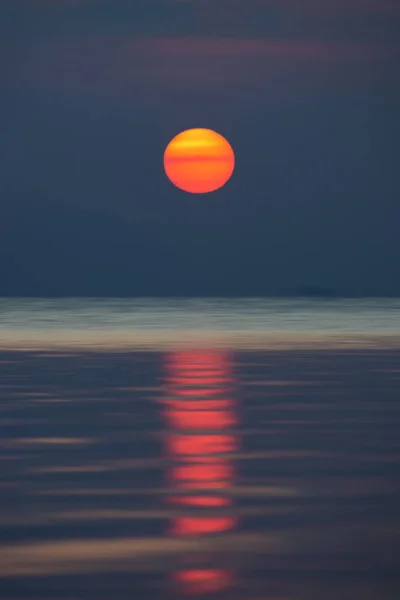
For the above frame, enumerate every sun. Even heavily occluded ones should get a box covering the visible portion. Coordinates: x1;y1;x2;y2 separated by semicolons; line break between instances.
163;128;235;194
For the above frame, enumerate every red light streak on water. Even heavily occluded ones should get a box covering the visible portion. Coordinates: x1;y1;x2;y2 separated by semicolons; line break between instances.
162;350;239;594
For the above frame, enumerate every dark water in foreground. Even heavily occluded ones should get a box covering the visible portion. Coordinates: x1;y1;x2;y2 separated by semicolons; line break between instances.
0;347;400;599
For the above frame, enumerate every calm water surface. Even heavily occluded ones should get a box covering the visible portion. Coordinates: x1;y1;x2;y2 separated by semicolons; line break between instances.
0;298;399;348
0;299;399;599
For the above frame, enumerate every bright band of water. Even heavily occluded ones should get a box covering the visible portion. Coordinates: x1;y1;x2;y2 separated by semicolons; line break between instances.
0;298;399;350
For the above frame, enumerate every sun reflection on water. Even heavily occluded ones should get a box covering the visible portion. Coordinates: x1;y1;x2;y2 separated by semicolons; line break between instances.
162;350;239;595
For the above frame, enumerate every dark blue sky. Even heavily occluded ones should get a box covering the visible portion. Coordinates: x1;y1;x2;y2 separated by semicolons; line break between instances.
1;0;399;296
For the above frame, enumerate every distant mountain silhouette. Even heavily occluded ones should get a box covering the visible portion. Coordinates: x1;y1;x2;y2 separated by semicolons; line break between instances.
281;285;338;298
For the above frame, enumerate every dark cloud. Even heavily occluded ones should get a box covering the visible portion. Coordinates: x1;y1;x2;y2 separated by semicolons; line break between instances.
2;0;400;40
10;34;398;112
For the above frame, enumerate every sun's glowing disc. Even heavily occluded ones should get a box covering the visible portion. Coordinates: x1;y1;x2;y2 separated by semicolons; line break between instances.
163;128;235;194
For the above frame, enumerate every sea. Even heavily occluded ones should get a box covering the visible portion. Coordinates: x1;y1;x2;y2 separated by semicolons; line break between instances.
0;297;400;349
0;298;399;599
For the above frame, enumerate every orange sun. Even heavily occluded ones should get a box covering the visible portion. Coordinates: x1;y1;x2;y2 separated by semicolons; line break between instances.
163;128;235;194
